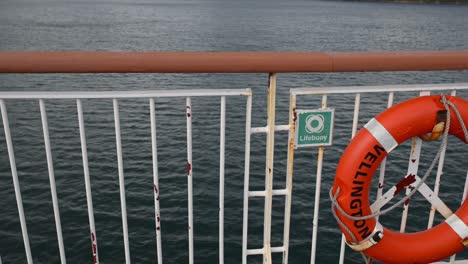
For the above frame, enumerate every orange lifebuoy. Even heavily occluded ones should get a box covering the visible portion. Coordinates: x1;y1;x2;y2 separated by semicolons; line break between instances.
331;95;468;263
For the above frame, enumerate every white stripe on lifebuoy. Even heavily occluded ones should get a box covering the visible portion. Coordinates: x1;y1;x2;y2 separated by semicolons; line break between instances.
446;214;468;240
332;95;468;263
364;118;398;153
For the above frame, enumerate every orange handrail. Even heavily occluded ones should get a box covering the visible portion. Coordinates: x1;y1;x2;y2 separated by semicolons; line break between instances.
0;51;467;73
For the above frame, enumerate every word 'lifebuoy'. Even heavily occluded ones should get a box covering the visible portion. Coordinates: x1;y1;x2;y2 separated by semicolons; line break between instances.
331;95;468;264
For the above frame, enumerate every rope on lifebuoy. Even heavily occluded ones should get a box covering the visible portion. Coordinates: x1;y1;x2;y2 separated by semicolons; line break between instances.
330;95;468;264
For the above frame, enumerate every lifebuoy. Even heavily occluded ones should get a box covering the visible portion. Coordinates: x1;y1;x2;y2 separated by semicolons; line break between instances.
331;95;468;263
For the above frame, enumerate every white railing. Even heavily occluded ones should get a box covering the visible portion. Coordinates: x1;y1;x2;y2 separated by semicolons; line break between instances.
0;89;252;264
289;83;468;264
1;83;468;263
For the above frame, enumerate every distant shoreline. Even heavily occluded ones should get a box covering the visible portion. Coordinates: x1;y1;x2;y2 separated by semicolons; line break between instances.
346;0;468;4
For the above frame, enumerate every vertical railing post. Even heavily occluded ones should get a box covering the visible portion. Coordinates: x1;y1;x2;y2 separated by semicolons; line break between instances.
219;96;226;264
39;99;66;263
338;93;361;264
150;98;163;264
242;92;253;264
400;91;430;232
400;137;422;232
310;95;328;264
449;171;468;263
113;99;131;264
376;92;394;222
263;73;276;264
0;99;33;264
427;90;456;229
282;93;296;264
76;99;99;264
186;97;194;264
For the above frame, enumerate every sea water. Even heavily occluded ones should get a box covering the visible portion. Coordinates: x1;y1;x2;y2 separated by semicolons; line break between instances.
0;0;468;263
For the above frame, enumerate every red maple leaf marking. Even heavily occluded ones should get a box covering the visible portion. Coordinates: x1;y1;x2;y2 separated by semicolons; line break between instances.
394;174;416;196
187;162;192;175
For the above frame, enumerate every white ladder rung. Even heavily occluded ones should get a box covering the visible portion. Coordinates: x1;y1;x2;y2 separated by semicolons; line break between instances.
271;246;285;253
251;125;289;134
246;246;285;255
246;248;264;255
249;189;288;197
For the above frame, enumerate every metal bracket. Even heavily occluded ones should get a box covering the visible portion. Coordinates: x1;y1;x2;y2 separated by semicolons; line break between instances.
346;222;384;252
420;110;447;141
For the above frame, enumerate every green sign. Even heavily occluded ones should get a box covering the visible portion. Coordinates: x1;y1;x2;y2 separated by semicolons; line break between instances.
295;109;334;148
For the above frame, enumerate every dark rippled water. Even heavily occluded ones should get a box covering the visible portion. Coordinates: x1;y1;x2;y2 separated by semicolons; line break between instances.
1;0;468;263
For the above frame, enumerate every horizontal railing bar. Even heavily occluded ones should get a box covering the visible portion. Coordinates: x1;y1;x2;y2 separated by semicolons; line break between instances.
0;51;467;73
248;189;288;197
291;83;468;96
246;246;285;255
251;125;289;134
0;89;252;99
